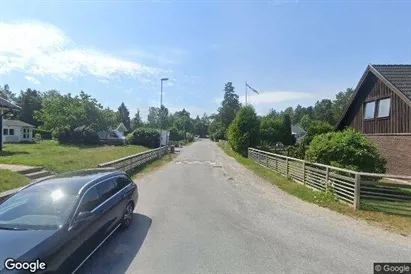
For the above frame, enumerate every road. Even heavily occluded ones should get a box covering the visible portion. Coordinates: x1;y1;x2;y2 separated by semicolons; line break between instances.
79;139;411;274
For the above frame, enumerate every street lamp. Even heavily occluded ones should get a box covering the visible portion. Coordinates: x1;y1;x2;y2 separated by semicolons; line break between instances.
0;108;14;151
160;77;169;147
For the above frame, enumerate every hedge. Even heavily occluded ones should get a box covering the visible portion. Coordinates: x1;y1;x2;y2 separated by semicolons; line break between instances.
126;128;160;148
33;129;53;140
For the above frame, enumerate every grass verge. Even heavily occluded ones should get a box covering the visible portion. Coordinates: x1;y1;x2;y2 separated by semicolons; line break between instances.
0;170;30;192
131;153;177;180
219;143;411;236
0;140;149;173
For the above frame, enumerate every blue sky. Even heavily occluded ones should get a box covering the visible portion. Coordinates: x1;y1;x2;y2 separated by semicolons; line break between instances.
1;0;411;120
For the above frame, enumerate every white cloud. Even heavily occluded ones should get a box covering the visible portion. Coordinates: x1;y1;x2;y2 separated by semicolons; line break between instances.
0;21;167;82
239;91;313;105
124;47;188;66
24;76;41;85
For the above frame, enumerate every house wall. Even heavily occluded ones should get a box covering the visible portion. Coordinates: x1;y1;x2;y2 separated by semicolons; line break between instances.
365;134;411;176
350;78;411;134
3;125;20;143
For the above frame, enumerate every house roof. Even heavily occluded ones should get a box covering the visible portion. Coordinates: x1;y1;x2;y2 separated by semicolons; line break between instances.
336;64;411;129
371;65;411;100
116;123;127;131
291;125;306;135
3;119;35;128
0;97;21;111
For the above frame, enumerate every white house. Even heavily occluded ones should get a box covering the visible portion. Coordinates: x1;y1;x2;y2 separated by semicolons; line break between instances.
116;123;128;135
0;97;22;147
291;125;307;141
3;119;35;143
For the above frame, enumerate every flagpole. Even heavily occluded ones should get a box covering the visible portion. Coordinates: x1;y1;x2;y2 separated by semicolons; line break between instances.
245;81;248;106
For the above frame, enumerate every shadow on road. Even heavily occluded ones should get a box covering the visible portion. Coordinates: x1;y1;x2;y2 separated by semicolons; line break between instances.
77;213;152;274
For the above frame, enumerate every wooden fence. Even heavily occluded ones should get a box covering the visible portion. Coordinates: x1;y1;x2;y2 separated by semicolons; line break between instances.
98;146;169;172
248;147;411;213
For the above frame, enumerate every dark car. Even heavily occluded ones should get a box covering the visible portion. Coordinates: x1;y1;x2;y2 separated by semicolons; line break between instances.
0;168;138;274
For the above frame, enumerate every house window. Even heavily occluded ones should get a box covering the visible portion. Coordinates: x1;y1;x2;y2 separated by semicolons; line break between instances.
364;101;376;120
22;128;29;139
9;129;14;136
3;128;8;136
377;98;391;118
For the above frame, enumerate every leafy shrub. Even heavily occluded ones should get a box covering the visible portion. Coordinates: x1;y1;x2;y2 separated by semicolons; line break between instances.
34;133;42;142
186;133;194;142
33;129;53;140
227;105;260;156
305;129;387;173
169;127;185;141
213;127;226;142
287;143;306;159
53;126;99;145
126;128;160;148
303;121;334;145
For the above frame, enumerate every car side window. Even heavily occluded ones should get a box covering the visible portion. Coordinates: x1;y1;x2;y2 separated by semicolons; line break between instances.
96;179;116;203
115;177;132;192
78;187;100;212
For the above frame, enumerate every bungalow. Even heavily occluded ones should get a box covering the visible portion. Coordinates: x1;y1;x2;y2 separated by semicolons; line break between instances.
3;119;35;143
116;122;128;136
0;97;22;149
291;125;307;141
336;64;411;175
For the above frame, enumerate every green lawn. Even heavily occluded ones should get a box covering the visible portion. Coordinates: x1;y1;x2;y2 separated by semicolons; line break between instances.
0;170;30;192
219;142;411;236
0;140;149;173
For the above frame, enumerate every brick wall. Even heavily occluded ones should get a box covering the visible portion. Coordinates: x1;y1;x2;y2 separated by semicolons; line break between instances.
365;134;411;175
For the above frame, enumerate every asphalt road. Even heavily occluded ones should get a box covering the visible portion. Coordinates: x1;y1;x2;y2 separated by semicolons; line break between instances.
78;139;411;274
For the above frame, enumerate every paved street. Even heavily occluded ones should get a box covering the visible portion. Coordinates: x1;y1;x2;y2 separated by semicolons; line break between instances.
79;139;411;274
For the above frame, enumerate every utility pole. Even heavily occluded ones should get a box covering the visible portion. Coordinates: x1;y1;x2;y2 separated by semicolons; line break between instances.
160;77;169;148
245;81;248;105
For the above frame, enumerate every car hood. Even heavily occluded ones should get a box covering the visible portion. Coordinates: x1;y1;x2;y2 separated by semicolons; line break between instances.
0;229;55;266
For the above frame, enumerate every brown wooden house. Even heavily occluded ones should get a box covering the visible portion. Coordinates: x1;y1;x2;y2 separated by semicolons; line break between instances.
336;64;411;175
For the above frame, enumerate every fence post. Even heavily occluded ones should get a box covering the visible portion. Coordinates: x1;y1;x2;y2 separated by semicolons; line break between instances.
266;154;269;167
275;158;278;171
354;173;360;210
258;152;261;164
325;167;329;191
286;158;289;177
302;161;306;186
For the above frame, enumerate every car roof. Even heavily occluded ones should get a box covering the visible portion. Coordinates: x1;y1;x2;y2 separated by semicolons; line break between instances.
27;168;126;195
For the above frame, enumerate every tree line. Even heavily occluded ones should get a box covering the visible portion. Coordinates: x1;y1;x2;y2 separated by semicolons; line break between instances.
0;84;210;142
209;82;386;173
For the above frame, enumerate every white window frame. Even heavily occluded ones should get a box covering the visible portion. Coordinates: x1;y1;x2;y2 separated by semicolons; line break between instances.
364;101;376;120
377;98;391;118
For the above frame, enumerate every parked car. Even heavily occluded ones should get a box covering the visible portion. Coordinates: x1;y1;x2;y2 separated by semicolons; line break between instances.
0;168;138;274
97;130;126;145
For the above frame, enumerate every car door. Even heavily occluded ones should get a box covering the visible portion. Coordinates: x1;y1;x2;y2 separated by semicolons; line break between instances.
113;176;135;219
95;178;122;237
52;186;103;272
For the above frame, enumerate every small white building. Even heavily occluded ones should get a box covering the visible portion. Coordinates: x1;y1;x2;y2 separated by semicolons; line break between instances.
116;123;128;135
1;97;22;146
3;119;35;143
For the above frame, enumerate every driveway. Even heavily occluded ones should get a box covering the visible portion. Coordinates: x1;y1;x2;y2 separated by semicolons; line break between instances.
78;139;411;274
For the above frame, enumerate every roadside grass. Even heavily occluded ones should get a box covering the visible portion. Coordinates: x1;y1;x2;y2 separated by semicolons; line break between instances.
219;143;411;236
131;152;177;180
0;170;30;192
0;140;149;173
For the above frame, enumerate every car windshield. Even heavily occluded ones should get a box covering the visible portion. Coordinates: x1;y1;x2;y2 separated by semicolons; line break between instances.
0;184;77;230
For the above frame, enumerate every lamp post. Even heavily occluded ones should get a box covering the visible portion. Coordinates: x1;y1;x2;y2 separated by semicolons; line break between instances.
160;77;169;147
0;108;14;151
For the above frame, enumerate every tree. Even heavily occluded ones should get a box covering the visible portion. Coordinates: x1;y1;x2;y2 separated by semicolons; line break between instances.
281;114;293;146
227;105;260;156
313;99;334;125
260;116;282;146
131;109;143;129
303;120;334;145
299;114;312;131
305;129;386;173
147;107;160;128
0;84;17;102
332;88;354;123
219;82;241;128
117;102;131;130
15;89;43;127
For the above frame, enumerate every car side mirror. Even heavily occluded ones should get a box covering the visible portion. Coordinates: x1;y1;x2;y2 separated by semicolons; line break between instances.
74;211;94;224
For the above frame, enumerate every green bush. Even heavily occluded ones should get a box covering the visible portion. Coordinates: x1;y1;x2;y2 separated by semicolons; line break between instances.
33;129;53;140
287;143;306;160
169;127;185;141
126;128;160;148
305;129;387;173
34;133;42;142
304;121;334;145
54;126;99;145
227;105;260;156
186;133;194;142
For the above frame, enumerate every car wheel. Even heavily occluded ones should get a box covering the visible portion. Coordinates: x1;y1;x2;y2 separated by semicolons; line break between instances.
121;202;134;229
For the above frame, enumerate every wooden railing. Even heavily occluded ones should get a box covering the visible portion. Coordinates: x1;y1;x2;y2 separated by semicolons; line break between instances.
248;148;411;213
98;146;169;172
